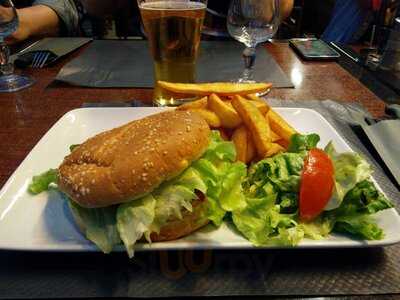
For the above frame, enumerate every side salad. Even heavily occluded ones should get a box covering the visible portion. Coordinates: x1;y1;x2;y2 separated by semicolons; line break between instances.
232;133;393;245
29;131;394;253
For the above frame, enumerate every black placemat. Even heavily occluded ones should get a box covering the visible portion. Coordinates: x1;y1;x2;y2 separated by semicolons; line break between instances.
1;100;399;299
55;40;294;88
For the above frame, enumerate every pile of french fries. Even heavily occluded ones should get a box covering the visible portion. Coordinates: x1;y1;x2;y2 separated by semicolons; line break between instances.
158;81;297;164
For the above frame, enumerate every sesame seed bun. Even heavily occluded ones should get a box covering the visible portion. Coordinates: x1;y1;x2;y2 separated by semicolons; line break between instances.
58;110;211;208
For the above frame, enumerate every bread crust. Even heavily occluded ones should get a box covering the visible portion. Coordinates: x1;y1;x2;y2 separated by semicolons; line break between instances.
59;111;210;208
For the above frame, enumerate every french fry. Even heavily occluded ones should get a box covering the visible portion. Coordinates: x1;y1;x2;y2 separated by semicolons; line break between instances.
277;138;289;149
270;130;281;142
267;109;297;142
265;114;280;142
157;81;272;96
231;95;272;157
264;143;284;157
249;100;270;115
246;131;256;163
191;109;221;128
176;96;208;111
231;126;248;163
208;94;242;129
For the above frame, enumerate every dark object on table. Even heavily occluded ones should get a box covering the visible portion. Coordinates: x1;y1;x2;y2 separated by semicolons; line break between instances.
289;38;340;60
14;37;92;68
55;40;294;88
380;17;400;72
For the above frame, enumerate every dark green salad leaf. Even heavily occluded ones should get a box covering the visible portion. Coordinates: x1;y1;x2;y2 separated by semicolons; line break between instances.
69;144;80;152
328;180;393;240
287;133;320;153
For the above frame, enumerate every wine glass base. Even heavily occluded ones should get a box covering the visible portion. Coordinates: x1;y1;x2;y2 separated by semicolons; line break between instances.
237;78;256;83
0;74;34;92
256;88;271;97
233;79;271;97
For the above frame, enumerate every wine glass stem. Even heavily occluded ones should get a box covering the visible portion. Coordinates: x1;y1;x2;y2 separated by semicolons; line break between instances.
242;46;256;81
0;41;13;76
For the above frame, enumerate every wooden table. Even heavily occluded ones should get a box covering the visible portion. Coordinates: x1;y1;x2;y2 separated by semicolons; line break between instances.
0;41;387;189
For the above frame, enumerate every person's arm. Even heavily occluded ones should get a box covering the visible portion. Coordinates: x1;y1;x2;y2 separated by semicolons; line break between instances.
7;5;59;43
259;0;293;24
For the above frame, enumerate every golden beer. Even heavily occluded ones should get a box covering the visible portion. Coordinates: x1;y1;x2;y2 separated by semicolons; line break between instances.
139;1;206;106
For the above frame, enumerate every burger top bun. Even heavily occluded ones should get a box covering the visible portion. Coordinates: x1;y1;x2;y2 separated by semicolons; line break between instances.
58;110;210;208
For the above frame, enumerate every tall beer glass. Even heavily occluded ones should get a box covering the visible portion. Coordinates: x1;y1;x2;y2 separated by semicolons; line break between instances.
137;0;207;106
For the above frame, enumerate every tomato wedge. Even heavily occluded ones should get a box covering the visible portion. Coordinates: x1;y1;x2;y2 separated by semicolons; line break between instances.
299;148;334;222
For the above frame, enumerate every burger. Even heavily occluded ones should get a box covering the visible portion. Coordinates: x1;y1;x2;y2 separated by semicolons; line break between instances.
54;110;246;257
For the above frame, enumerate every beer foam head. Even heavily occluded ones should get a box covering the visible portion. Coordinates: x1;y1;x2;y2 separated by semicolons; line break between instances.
140;1;206;10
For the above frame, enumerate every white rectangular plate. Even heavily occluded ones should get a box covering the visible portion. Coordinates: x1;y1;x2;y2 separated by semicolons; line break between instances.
1;107;400;252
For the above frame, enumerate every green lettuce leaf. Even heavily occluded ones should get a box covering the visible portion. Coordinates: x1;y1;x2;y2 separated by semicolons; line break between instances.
333;215;384;240
328;180;393;240
245;152;305;196
69;144;80;152
287;133;320;153
149;168;207;234
117;195;156;258
69;200;120;254
233;202;303;246
324;142;373;210
299;215;335;240
334;180;393;215
219;162;247;211
28;169;58;194
202;130;237;162
233;153;306;246
191;131;247;225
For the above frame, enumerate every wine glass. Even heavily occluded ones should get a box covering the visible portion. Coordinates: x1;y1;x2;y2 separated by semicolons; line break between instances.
0;0;34;92
227;0;280;82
